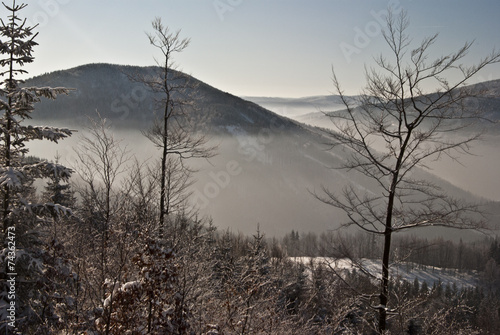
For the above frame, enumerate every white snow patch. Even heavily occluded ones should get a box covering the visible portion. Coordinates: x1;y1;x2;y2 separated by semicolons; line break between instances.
121;280;141;291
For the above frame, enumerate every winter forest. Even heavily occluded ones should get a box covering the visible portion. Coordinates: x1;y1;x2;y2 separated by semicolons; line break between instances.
2;1;500;334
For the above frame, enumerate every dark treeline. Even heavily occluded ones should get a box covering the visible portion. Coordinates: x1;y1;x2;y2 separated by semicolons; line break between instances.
281;230;499;273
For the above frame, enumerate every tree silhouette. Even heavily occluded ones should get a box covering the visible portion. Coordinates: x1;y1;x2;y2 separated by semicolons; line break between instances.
318;10;500;333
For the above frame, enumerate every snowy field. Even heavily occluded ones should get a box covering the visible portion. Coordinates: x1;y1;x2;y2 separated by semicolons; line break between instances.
292;257;480;289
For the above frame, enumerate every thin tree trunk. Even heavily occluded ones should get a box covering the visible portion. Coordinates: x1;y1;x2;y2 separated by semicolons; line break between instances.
2;32;14;234
159;102;169;238
379;225;392;333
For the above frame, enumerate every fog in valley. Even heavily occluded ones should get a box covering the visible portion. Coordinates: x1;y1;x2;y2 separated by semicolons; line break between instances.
29;114;499;241
247;96;500;202
28;120;344;236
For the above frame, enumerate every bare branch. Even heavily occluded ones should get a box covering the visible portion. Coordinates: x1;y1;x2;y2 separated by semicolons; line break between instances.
320;8;500;333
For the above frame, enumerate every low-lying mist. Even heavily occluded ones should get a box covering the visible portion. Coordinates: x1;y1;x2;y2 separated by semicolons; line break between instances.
28;118;498;240
252;100;500;202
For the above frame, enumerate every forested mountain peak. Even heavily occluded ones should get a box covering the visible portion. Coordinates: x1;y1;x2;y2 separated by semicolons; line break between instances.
26;63;300;134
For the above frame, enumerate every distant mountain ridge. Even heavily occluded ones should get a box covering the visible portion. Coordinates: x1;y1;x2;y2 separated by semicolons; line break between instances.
27;63;500;132
246;79;500;129
242;95;357;120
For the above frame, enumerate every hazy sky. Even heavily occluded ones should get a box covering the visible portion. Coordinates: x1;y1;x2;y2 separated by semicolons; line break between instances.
6;0;500;97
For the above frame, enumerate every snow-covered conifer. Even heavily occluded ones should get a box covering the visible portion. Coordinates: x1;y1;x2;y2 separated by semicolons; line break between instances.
0;1;74;332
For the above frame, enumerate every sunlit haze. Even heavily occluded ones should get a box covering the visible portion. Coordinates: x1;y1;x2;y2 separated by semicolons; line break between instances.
6;0;500;98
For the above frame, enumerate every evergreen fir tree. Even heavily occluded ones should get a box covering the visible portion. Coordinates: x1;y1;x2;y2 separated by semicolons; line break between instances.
0;1;73;332
42;154;76;208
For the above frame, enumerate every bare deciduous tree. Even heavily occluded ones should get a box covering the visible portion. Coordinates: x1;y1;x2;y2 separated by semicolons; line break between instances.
317;10;500;333
73;114;134;335
134;18;216;235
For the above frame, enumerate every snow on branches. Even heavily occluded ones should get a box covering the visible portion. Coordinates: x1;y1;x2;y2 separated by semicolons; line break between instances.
21;125;72;143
